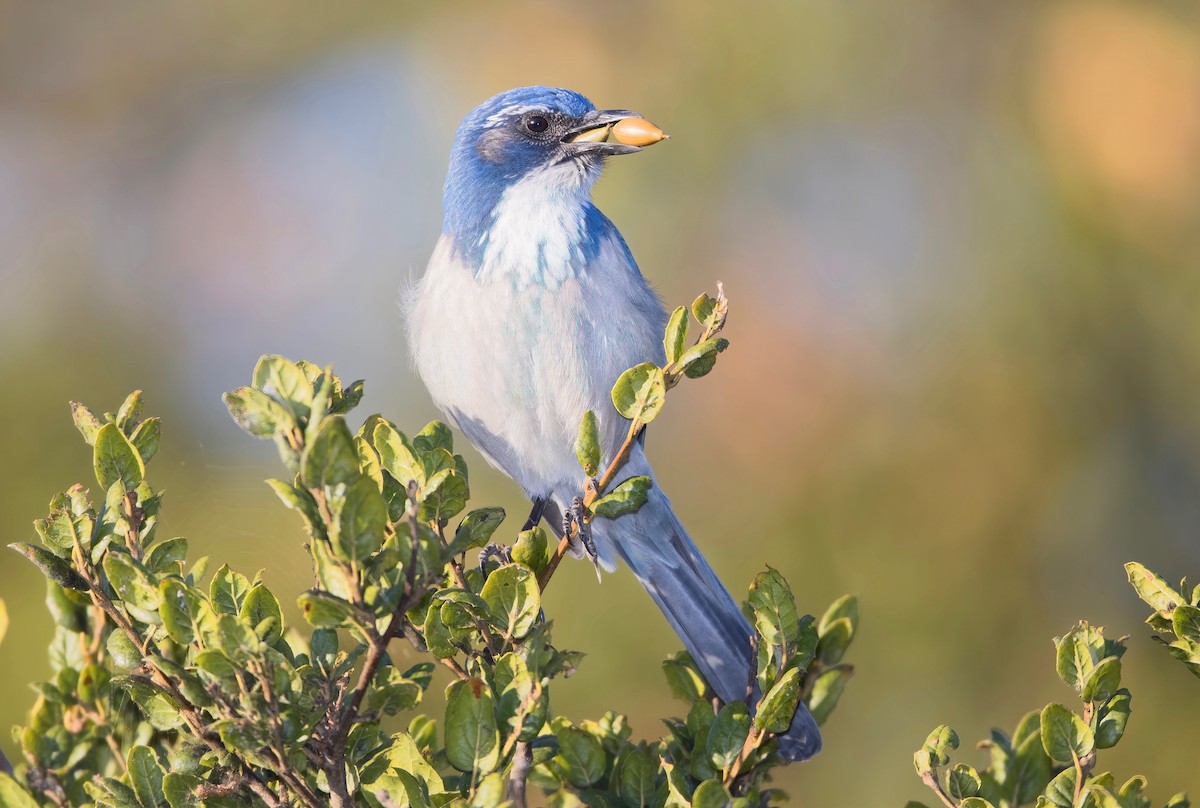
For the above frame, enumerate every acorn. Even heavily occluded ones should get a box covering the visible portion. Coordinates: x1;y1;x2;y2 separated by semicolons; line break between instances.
569;125;612;143
611;118;668;147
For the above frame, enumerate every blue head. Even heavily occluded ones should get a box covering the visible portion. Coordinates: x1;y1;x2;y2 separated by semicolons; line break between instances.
442;86;658;273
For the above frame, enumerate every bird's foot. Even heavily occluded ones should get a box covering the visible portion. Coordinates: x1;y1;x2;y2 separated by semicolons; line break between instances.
563;496;602;582
478;543;512;575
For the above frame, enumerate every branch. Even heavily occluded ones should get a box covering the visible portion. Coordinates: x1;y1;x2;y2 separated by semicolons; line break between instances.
920;767;958;808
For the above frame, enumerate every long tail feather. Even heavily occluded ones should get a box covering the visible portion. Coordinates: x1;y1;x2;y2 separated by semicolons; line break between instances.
593;476;822;762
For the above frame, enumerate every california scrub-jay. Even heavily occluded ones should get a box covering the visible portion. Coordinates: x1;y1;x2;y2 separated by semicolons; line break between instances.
408;86;820;761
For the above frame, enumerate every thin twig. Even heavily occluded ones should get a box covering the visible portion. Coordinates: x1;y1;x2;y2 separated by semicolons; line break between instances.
920;767;958;808
507;741;532;808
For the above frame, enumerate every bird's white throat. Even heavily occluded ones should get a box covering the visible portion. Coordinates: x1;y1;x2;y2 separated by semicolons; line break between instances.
475;161;597;287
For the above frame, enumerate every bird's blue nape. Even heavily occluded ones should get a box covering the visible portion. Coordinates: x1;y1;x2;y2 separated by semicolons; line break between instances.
441;86;606;277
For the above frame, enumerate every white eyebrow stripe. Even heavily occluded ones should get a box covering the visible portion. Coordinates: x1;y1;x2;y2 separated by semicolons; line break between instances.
484;104;546;127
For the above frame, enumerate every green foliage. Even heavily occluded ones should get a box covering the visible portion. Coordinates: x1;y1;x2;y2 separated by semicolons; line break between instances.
913;620;1189;808
4;292;857;807
1126;562;1200;680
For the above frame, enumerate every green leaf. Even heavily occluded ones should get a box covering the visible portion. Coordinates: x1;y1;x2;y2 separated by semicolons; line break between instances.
310;539;354;601
36;506;93;555
1164;794;1191;808
195;649;237;681
575;410;602;477
816;594;858;666
707;700;750;770
1082;656;1122;704
664;306;689;365
265;479;324;537
494;653;541;743
298;590;354;628
1125;562;1183;618
1054;622;1106;693
663;652;709;702
240;584;283;645
129;417;162;464
374;421;422;488
748;567;801;659
209;564;251;616
362;732;444;796
301;416;360;489
103;553;161;611
614;745;657;807
45;579;87;632
1040;703;1094;763
450;507;506;556
677;336;729;380
691;292;721;328
959;800;995;808
9;542;89;591
413;420;454;453
591;475;653;519
922;725;960;766
0;772;39;808
252;354;312;421
948;764;982;799
556;726;606;788
1009;728;1052;803
162;773;202;808
115;390;144;430
1115;776;1150;808
692;779;733;808
1042;766;1079;808
755;666;803;734
86;777;142;808
419;466;469;523
94;423;144;491
611;362;667;423
1094;689;1131;749
145;537;188;574
356;435;383;488
1173;604;1200;644
366;665;425;716
422;601;457;658
107;629;143;670
511;527;550;577
480;565;540;640
444;678;500;774
807;663;853;725
70;401;104;446
223;386;294;439
127;746;167;808
121;680;185;730
159;580;201;645
331;476;387;562
335;379;365;413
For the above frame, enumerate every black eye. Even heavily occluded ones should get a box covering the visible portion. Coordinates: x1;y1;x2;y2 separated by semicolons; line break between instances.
524;115;549;134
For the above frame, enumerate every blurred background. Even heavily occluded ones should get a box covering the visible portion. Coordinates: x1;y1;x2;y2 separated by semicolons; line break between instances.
2;0;1200;804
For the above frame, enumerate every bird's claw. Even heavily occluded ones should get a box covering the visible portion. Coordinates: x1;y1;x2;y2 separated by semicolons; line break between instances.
563;497;601;576
478;543;512;575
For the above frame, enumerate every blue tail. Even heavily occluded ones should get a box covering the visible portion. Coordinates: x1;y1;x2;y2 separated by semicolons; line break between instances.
593;475;822;762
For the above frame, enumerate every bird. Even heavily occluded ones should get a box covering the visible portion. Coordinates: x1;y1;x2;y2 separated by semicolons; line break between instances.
407;86;820;762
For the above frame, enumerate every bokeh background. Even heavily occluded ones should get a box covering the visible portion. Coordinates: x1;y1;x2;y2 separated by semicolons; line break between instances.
3;1;1200;804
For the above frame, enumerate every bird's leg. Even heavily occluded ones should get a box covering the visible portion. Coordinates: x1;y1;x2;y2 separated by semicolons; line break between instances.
522;497;548;531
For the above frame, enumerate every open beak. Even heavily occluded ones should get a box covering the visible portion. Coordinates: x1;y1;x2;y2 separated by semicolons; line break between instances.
563;109;669;155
